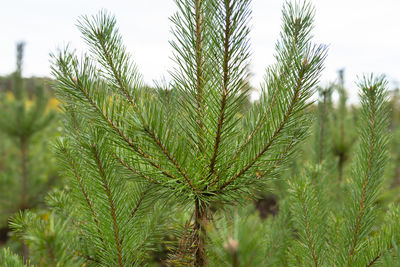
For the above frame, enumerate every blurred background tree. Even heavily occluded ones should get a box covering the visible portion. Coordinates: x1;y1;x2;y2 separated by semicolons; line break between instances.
0;42;59;260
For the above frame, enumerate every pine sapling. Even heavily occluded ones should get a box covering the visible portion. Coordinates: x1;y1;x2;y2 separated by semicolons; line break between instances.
0;42;55;260
51;0;326;265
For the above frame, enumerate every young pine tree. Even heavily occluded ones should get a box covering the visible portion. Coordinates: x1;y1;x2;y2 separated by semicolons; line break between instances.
0;42;56;259
49;0;326;265
0;43;56;210
331;69;356;182
314;84;333;165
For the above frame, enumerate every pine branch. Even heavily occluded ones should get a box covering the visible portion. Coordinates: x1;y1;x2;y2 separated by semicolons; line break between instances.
194;0;206;155
342;75;390;266
169;0;216;161
91;144;124;267
59;143;105;246
77;252;101;264
359;205;400;266
53;56;179;182
223;82;279;175
113;154;163;186
223;3;305;173
79;15;194;191
366;252;381;267
95;28;135;105
214;2;326;192
219;62;307;190
299;189;319;266
289;172;325;267
77;11;140;103
129;186;151;220
208;0;232;176
347;104;375;262
143;127;197;192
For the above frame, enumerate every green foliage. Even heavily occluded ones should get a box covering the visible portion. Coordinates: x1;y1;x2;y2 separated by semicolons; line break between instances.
0;43;58;226
47;0;326;265
0;43;54;139
207;201;293;266
338;76;390;265
284;76;396;266
205;75;398;267
10;208;79;266
2;0;399;266
288;172;327;265
0;247;31;267
0;42;59;266
330;70;357;182
313;84;333;164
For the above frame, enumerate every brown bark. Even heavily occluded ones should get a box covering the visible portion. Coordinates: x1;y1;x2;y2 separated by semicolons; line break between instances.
194;198;208;266
232;251;239;267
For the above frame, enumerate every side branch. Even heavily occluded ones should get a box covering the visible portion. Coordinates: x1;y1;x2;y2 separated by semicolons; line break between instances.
215;22;303;181
195;0;205;154
61;146;105;246
299;190;319;266
113;154;163;185
92;145;124;267
217;83;280;180
256;136;296;178
209;0;232;177
219;69;306;191
347;91;376;264
95;31;135;105
144;127;197;193
94;31;193;192
68;73;178;182
366;252;381;267
128;186;151;222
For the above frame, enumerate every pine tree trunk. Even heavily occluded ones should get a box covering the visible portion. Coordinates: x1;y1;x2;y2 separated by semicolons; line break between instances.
194;198;208;266
232;251;239;267
20;137;29;262
20;137;28;210
338;153;344;183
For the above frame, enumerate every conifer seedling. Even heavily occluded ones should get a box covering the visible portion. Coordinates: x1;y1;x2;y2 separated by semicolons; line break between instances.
0;42;55;261
51;0;326;265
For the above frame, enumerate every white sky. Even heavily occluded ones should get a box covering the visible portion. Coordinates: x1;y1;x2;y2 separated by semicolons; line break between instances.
1;0;399;102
